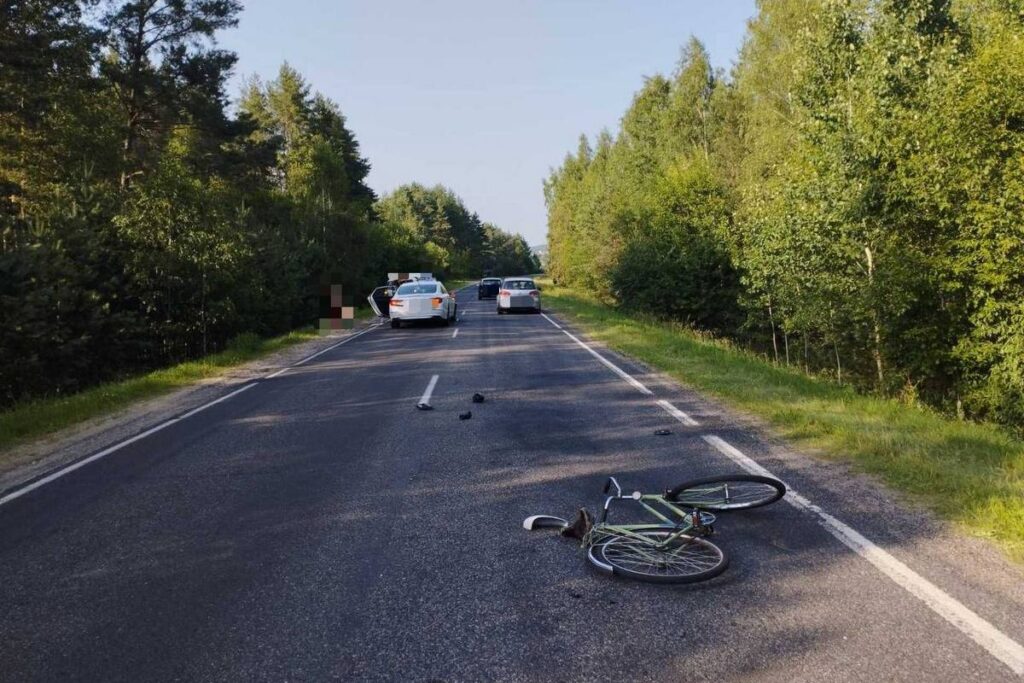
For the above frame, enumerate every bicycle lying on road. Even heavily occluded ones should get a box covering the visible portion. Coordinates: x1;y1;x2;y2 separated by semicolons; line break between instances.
524;474;785;584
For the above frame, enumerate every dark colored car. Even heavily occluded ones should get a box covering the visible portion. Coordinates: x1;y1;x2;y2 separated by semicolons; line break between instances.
478;277;502;299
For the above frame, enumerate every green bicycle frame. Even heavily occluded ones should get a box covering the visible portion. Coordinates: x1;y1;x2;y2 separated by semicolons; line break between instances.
587;477;714;551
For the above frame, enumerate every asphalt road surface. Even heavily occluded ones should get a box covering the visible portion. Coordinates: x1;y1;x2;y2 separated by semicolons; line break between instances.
2;287;1023;681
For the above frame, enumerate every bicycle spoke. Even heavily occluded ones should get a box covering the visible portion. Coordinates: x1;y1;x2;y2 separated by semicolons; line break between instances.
598;531;726;580
672;479;782;510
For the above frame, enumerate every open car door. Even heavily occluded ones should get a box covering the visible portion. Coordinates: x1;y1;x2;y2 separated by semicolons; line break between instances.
368;286;395;318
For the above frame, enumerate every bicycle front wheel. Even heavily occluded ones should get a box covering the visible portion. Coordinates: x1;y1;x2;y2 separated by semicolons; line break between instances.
667;475;785;511
591;531;728;584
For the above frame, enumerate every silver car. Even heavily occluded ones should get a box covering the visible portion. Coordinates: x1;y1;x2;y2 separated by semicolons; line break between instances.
496;278;541;314
388;280;458;328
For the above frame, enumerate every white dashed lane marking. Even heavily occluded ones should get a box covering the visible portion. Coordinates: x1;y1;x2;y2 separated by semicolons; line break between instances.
419;374;439;406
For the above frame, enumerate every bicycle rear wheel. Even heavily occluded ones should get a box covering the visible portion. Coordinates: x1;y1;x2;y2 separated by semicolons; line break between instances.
590;530;728;584
667;474;785;511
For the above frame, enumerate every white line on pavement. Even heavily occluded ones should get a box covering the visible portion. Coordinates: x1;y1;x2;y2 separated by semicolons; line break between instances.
452;328;459;338
266;323;380;379
177;382;260;420
538;308;1024;676
419;374;439;406
0;382;260;507
540;313;652;395
540;312;561;329
657;399;700;426
2;321;384;507
701;434;1024;676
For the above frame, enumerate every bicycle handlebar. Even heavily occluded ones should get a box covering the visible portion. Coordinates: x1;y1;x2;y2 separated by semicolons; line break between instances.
603;477;622;497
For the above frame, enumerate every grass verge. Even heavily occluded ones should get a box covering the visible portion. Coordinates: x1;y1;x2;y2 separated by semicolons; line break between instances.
541;280;1024;561
445;279;475;292
0;325;333;455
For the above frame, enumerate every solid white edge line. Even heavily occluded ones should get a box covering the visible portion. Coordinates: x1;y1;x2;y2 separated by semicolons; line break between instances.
266;322;380;379
540;312;561;329
0;421;176;506
656;399;700;426
539;313;652;395
539;306;1023;674
290;323;380;368
419;374;439;406
0;382;260;507
2;321;386;507
701;434;1024;676
177;382;258;420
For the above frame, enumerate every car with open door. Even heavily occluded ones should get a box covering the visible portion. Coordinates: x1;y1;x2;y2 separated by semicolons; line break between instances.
496;278;541;313
367;272;434;318
367;285;396;318
388;280;458;327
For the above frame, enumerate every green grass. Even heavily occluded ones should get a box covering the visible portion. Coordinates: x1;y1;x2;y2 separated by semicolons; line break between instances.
540;280;1024;561
444;279;475;291
0;325;333;456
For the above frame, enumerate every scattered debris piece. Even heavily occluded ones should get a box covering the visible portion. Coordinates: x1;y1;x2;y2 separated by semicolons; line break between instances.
459;410;472;420
654;428;672;436
416;403;434;411
472;392;485;403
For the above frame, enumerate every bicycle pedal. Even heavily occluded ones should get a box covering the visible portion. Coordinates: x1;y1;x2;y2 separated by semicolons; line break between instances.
560;507;593;540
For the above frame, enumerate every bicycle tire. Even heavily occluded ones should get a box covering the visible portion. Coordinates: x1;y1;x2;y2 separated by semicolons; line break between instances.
667;474;785;511
590;530;728;584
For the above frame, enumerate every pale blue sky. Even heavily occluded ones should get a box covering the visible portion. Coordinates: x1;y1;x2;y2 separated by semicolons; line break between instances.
221;1;757;245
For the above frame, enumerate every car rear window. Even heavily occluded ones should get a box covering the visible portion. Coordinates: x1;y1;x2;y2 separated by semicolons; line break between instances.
396;283;439;295
483;278;501;284
504;280;535;290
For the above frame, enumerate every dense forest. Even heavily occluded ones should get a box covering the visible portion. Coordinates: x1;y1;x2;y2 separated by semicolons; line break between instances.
545;0;1024;431
0;1;538;406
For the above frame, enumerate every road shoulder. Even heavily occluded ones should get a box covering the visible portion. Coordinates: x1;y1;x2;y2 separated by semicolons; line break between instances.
537;303;1024;666
0;319;381;495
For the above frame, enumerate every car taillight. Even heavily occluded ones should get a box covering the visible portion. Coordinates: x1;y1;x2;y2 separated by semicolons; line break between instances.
389;298;403;306
529;290;539;297
500;290;510;296
431;297;443;308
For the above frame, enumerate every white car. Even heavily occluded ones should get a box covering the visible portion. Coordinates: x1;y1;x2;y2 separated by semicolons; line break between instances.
388;280;458;328
497;278;541;313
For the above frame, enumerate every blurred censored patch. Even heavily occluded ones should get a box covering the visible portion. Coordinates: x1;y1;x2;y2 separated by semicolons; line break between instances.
319;283;355;333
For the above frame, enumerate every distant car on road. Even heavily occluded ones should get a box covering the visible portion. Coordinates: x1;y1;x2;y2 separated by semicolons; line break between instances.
389;280;457;328
478;277;502;300
497;278;541;314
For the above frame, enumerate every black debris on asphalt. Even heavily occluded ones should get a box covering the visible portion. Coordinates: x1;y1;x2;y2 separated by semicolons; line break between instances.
459;411;472;420
416;403;434;411
472;393;485;403
654;428;672;436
